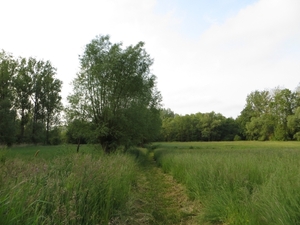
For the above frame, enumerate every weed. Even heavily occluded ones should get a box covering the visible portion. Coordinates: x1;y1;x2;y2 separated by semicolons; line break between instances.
0;147;7;164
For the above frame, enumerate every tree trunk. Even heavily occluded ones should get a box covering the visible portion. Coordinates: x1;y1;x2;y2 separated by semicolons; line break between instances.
76;138;81;153
19;108;25;143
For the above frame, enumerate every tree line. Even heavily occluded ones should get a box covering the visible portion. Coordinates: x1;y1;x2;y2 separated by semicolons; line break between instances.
238;87;300;141
160;109;239;141
159;86;300;142
0;50;62;146
1;35;300;148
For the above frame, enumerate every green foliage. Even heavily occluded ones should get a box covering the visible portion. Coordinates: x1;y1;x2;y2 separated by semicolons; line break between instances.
48;127;64;145
287;107;300;138
67;35;162;153
28;58;63;144
0;99;16;146
240;86;300;141
160;108;175;120
233;135;241;141
13;57;33;143
0;51;17;146
65;119;92;144
160;111;239;142
236;105;254;139
0;50;63;146
293;132;300;141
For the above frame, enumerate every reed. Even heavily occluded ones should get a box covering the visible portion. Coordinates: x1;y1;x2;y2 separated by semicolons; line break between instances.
34;150;40;157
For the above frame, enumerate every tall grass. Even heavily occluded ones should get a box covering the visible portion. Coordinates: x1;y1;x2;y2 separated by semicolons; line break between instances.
154;142;300;225
0;146;137;225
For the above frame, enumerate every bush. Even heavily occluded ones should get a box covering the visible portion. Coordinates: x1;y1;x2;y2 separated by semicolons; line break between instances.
293;132;300;141
234;135;242;141
49;127;63;145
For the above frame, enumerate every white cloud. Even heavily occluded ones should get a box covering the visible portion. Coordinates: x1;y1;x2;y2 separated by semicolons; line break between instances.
0;0;177;98
158;0;300;117
0;0;299;118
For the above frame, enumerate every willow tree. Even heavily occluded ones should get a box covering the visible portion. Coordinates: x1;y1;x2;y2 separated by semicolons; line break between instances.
67;35;161;153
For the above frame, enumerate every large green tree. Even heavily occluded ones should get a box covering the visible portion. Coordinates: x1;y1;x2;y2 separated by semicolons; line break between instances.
271;88;296;140
67;35;162;153
198;112;225;141
13;57;33;143
287;107;300;140
0;51;63;146
238;86;300;141
0;50;17;146
29;58;62;144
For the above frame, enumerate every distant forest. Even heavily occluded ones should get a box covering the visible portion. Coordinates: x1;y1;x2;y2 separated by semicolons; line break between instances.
1;38;300;148
160;87;300;142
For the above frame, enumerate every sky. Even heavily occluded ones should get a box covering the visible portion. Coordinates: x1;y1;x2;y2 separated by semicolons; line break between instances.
1;0;300;118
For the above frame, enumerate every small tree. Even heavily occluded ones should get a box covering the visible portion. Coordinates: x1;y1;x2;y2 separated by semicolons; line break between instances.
66;119;94;152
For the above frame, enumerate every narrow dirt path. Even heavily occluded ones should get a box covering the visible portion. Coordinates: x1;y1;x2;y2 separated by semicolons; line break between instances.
116;150;202;225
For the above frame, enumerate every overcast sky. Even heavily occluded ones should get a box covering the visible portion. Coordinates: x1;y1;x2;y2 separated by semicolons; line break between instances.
1;0;299;118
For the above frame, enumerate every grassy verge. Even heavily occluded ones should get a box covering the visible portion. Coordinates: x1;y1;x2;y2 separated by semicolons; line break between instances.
0;145;137;225
154;141;300;225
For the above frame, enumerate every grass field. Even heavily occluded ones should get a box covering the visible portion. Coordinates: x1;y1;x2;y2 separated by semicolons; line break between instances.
154;141;300;225
0;144;138;225
0;144;200;225
2;142;300;225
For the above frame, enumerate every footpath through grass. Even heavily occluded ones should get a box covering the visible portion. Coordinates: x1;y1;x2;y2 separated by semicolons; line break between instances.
125;147;201;225
8;141;300;224
0;144;201;225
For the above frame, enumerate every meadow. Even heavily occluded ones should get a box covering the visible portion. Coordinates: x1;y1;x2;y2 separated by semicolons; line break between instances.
154;141;300;225
2;142;300;225
0;145;138;225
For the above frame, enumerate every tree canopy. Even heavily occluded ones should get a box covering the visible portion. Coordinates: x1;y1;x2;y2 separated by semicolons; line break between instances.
67;35;162;153
0;50;63;146
237;86;300;141
2;36;300;147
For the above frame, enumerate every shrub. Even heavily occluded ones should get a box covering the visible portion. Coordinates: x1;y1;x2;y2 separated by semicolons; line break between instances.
234;135;242;141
